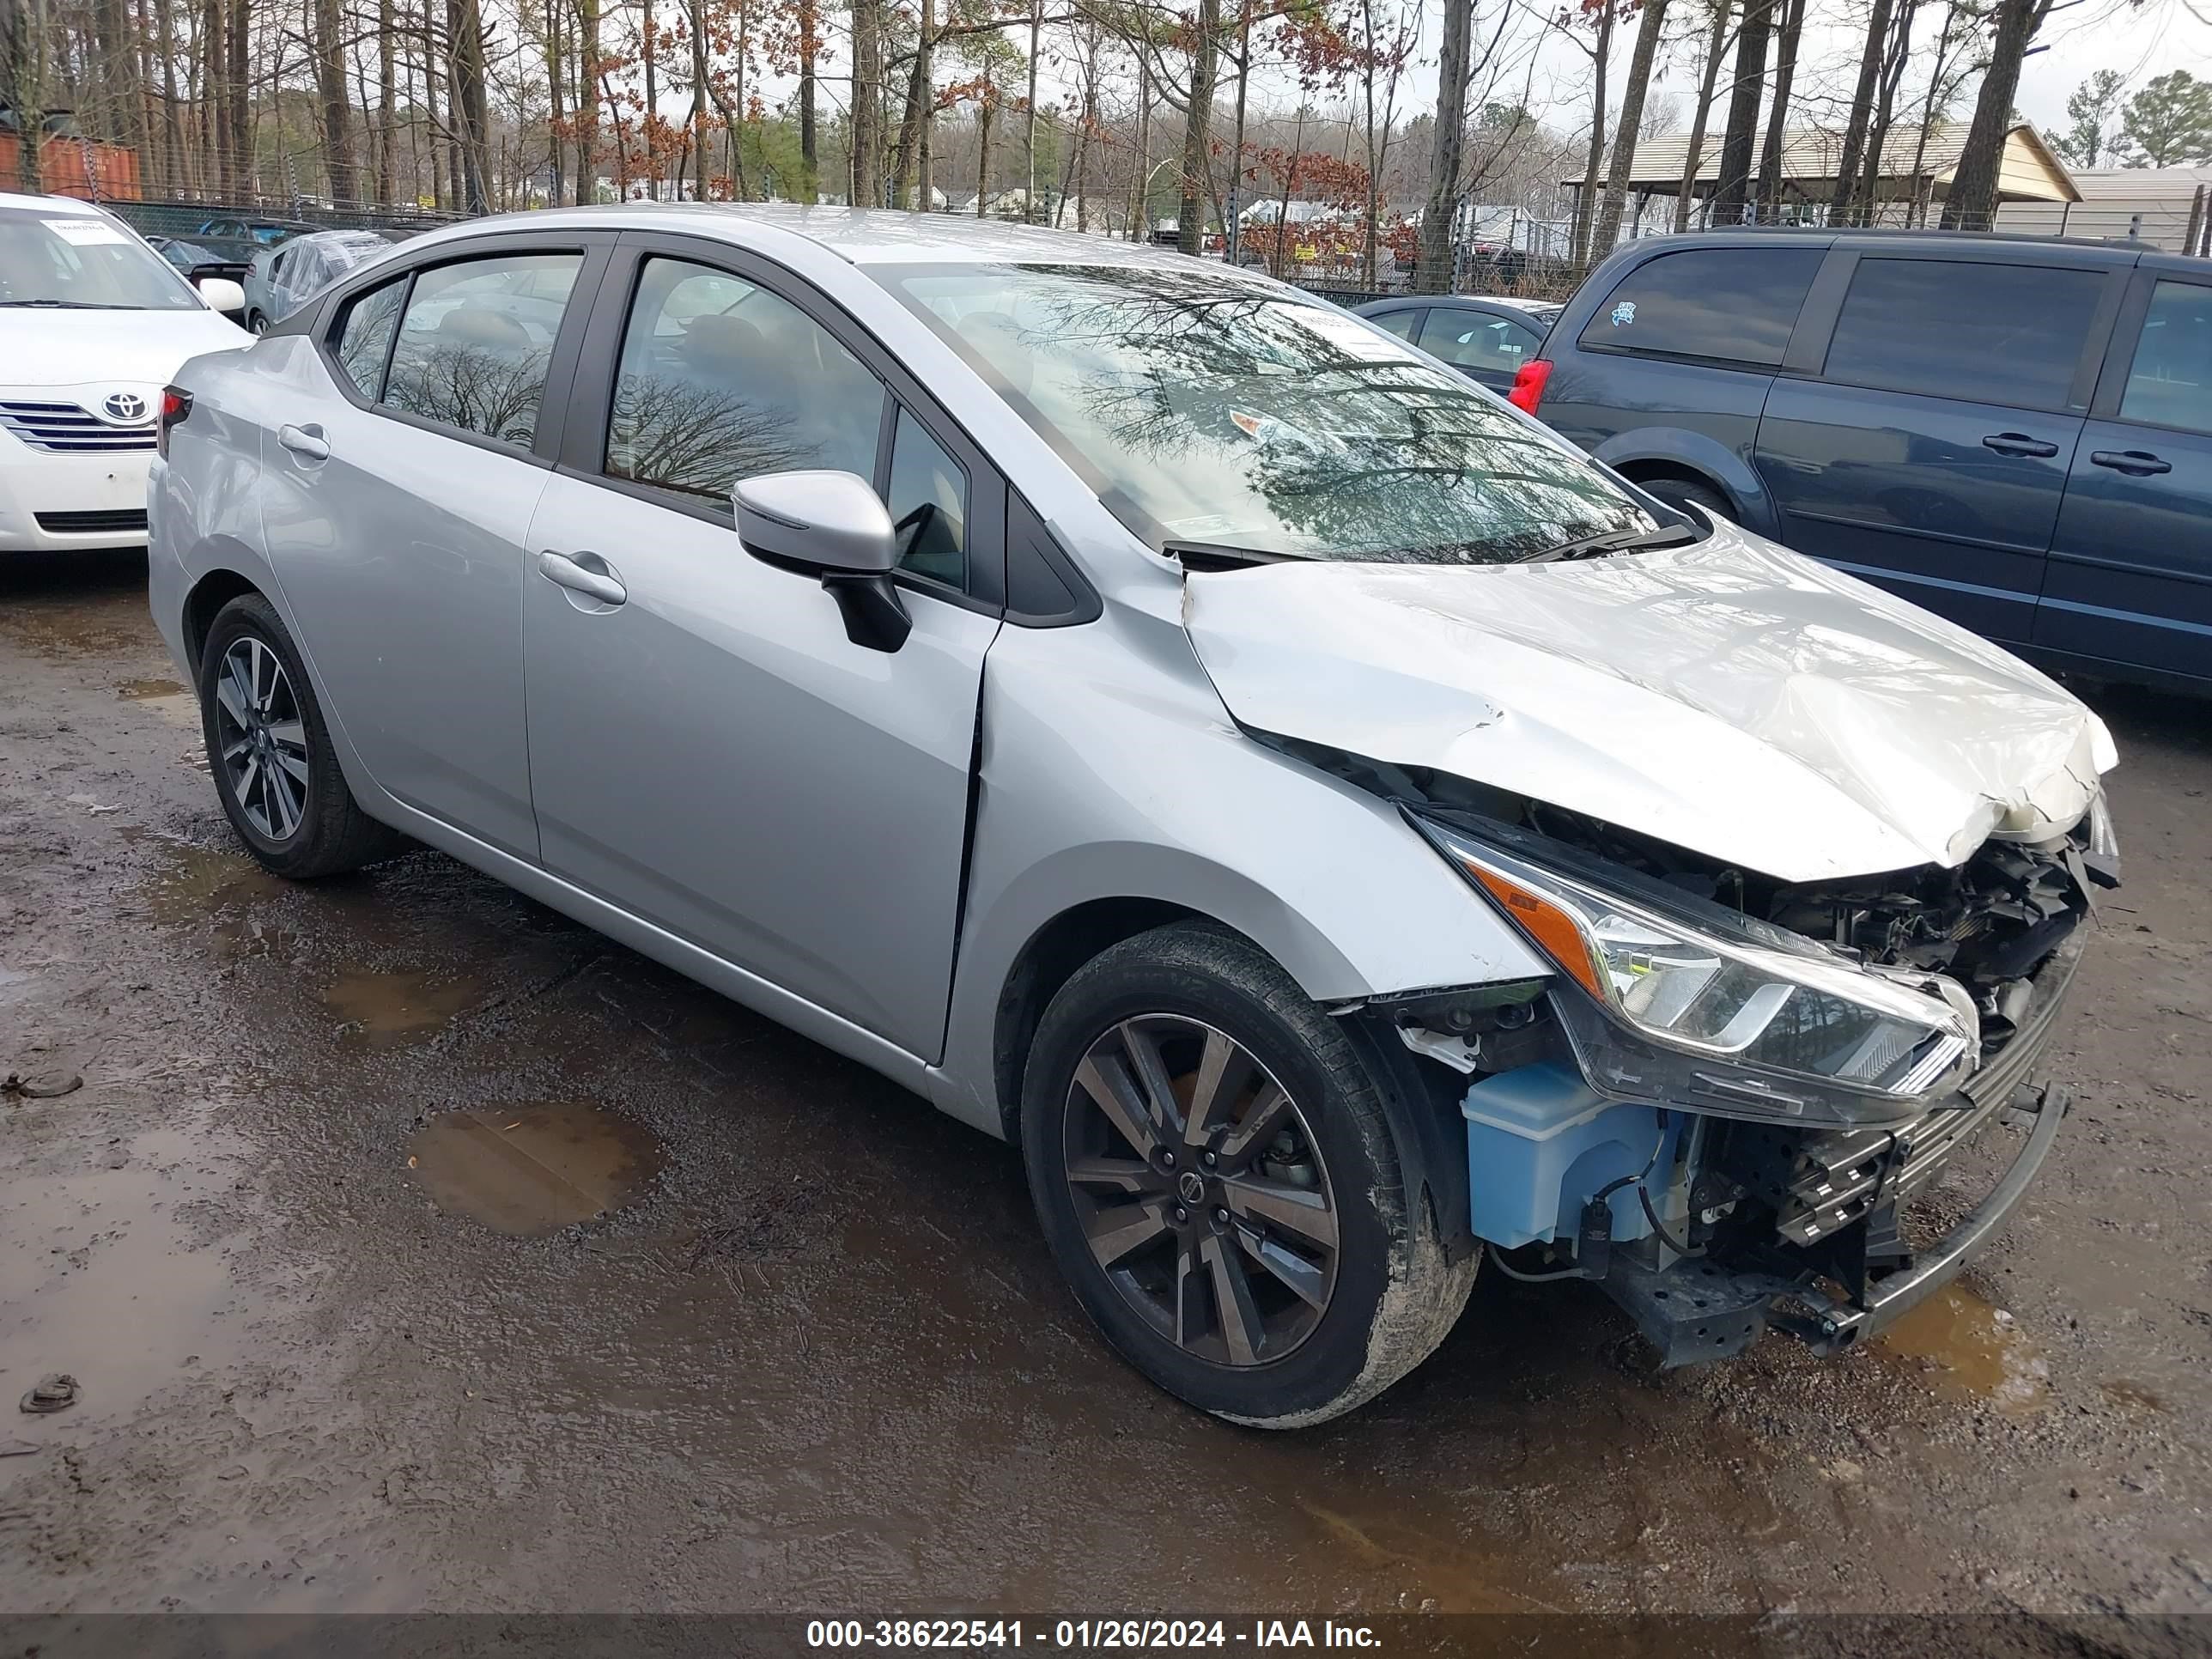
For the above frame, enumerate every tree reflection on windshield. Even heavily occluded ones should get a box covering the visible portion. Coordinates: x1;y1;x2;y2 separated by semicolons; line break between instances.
890;264;1654;565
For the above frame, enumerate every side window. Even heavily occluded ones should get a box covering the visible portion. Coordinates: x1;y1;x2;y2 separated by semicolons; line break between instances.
2118;280;2212;435
1368;308;1422;341
380;252;582;446
1579;247;1824;367
1822;258;2106;411
885;407;967;586
1421;310;1541;374
605;256;887;505
331;277;405;399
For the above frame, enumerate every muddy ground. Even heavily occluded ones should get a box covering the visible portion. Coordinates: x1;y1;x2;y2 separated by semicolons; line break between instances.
2;550;2209;1624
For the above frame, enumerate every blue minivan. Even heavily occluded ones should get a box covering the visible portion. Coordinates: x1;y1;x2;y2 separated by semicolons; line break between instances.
1516;230;2212;695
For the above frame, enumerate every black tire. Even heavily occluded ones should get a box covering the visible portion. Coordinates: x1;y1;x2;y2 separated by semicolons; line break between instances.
1638;475;1732;522
198;592;403;878
1021;921;1477;1427
247;311;268;335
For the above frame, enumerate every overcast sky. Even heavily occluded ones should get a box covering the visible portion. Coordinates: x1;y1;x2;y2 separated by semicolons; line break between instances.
1187;0;2212;150
1449;0;2212;149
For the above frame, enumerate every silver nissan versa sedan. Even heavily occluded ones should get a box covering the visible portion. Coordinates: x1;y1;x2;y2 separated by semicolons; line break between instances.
149;207;2119;1426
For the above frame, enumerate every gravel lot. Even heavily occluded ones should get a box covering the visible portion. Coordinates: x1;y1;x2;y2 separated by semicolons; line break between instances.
3;550;2209;1628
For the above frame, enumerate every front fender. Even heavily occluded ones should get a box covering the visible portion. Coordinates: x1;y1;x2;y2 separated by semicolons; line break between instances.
927;606;1547;1138
1591;427;1781;540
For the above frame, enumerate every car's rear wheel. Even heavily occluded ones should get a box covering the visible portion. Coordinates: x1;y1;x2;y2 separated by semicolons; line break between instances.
247;311;268;335
198;593;402;878
1637;475;1732;521
1021;921;1476;1427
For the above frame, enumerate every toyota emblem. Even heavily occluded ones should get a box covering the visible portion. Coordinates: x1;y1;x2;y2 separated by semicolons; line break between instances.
100;392;149;424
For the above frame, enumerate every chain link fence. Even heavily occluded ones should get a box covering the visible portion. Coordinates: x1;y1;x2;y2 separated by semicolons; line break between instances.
105;198;469;240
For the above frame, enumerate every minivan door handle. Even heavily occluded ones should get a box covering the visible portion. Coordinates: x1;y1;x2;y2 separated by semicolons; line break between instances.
538;549;627;606
276;422;330;462
1981;432;2059;459
2089;449;2172;477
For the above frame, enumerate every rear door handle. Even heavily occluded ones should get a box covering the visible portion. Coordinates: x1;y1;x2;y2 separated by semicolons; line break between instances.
1982;432;2059;459
2089;449;2172;476
277;422;329;461
538;549;627;606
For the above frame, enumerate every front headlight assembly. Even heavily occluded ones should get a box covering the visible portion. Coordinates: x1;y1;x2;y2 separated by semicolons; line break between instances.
1415;815;1977;1126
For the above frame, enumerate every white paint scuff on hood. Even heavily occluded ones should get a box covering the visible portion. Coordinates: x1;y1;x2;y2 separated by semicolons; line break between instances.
1183;520;2116;884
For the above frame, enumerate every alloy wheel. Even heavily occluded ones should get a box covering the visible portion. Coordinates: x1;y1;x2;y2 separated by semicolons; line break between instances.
214;635;310;840
1061;1015;1340;1368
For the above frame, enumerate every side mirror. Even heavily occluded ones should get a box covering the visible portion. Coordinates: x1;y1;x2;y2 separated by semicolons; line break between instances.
194;274;246;319
732;470;909;653
733;470;896;574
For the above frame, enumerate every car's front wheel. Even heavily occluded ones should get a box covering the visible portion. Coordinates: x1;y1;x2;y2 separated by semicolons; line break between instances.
198;592;401;878
1022;921;1477;1426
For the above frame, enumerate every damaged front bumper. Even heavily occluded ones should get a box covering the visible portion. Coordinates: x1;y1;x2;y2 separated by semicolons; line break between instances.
1595;927;2088;1367
1601;1082;2067;1366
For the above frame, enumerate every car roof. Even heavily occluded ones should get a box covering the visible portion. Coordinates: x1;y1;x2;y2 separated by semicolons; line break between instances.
0;191;118;215
395;203;1255;274
1610;226;2148;265
292;227;398;248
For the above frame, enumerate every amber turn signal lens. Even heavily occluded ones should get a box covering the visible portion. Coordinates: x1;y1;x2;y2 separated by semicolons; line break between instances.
1466;865;1609;1002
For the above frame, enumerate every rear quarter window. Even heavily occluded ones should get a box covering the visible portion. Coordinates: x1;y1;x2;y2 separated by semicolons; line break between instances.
1578;246;1824;368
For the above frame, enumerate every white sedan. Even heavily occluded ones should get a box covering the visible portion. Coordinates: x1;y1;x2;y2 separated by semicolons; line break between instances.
0;192;246;553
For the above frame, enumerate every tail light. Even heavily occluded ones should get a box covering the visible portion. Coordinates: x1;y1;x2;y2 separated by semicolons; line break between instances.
156;386;191;459
1507;359;1553;415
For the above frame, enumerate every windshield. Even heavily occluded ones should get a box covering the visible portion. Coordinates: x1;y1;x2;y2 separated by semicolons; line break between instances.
0;209;200;310
883;262;1656;564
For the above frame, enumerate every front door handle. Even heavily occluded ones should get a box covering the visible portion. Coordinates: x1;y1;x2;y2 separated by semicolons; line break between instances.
2089;448;2172;477
1982;432;2059;459
538;549;627;606
277;422;329;462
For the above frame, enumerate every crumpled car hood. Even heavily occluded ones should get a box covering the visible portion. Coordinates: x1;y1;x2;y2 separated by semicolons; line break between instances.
1182;520;2116;883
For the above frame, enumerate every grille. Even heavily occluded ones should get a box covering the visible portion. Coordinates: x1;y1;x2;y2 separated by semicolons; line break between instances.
35;508;149;534
0;400;157;453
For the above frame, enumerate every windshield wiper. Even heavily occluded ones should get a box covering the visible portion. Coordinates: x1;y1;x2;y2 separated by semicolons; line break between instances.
0;299;139;309
1522;523;1701;563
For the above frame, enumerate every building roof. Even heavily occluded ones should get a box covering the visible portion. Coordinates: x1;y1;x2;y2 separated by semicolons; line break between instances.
1566;121;2078;204
1997;163;2211;250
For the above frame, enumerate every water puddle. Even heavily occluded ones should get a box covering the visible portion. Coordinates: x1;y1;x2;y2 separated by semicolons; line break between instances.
117;676;186;700
407;1103;664;1236
323;968;486;1040
0;1121;250;1426
1294;1499;1565;1614
147;841;288;923
1875;1283;2050;1416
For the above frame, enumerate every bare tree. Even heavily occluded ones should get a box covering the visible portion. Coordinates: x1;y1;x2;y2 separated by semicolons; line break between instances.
1753;0;1801;217
852;0;882;205
1418;0;1474;292
1707;0;1768;222
1674;0;1732;230
1591;0;1667;255
1568;0;1615;264
315;0;357;198
1177;0;1221;254
1827;0;1894;222
1942;0;2053;229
